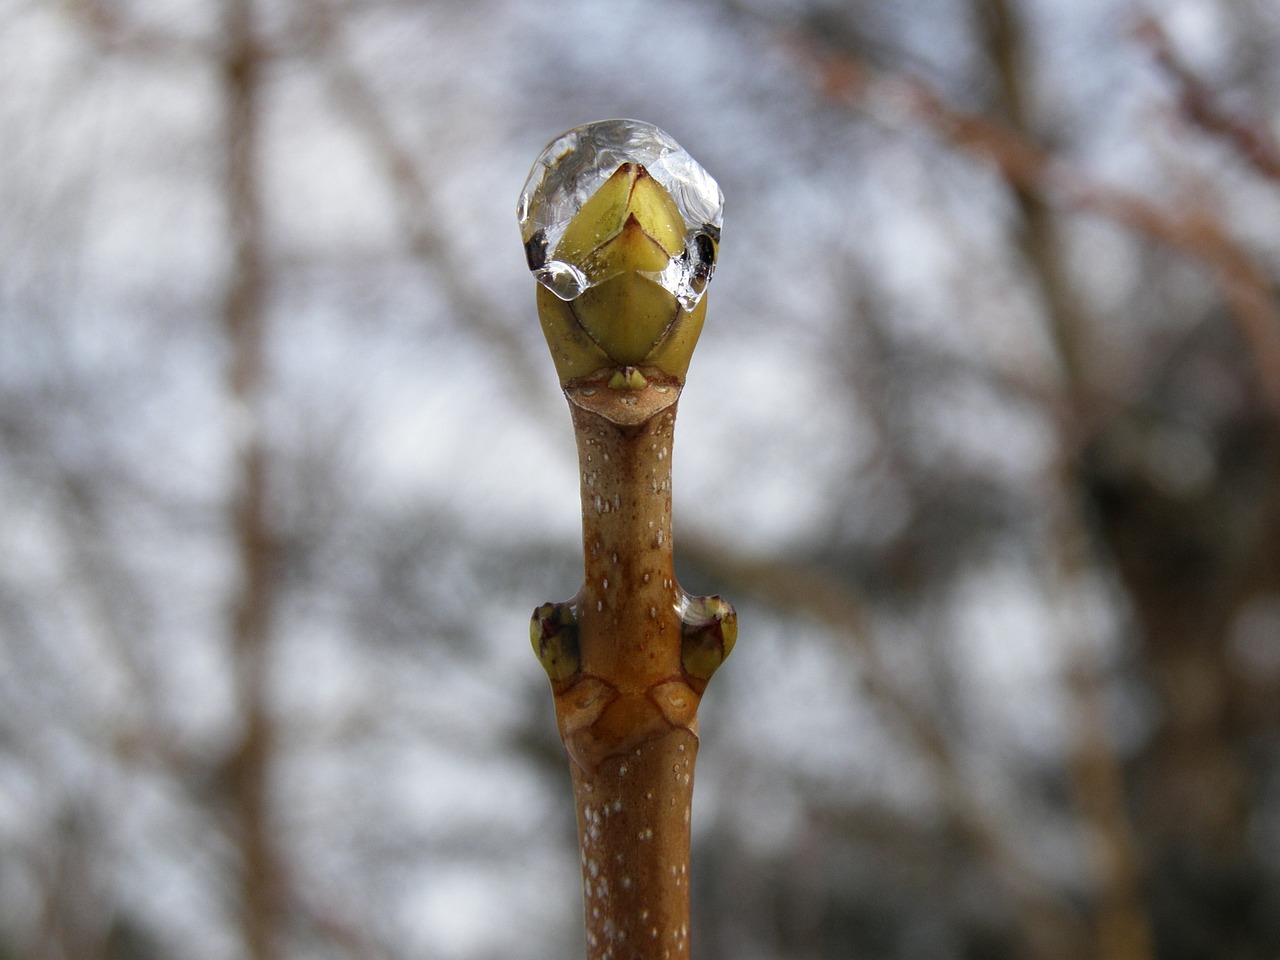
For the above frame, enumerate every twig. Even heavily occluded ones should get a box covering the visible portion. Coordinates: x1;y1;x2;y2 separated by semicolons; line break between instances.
523;123;735;960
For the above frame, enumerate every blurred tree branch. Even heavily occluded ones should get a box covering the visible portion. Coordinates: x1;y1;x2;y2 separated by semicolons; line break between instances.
788;9;1280;958
1136;16;1280;185
58;0;213;60
301;1;555;410
219;3;285;958
798;36;1280;417
680;539;1089;960
976;2;1153;958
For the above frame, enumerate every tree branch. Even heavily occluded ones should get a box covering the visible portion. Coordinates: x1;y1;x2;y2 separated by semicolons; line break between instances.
220;3;284;958
1136;16;1280;185
800;39;1280;416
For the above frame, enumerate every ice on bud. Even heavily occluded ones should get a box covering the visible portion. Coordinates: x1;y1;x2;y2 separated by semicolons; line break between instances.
518;119;724;385
519;119;723;308
680;593;737;682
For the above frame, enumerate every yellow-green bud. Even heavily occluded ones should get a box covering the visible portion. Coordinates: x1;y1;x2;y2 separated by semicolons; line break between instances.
531;601;581;681
536;163;707;386
680;594;737;681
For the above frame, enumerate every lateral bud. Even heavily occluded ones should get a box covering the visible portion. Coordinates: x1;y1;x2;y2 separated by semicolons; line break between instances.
679;594;738;684
607;366;649;391
531;600;581;681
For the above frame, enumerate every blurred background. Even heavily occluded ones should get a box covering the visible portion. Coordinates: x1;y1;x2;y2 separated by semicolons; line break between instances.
3;0;1280;958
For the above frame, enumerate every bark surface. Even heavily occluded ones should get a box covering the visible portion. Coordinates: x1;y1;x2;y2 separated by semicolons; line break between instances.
536;372;726;960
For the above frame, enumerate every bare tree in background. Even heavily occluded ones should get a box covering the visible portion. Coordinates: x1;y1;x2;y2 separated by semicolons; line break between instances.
220;2;285;957
2;1;1280;959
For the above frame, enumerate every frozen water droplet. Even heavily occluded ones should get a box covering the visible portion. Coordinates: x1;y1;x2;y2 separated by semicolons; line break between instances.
642;223;721;311
517;119;723;307
533;259;589;301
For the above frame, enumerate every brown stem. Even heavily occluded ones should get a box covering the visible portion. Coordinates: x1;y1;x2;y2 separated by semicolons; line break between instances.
534;370;733;960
